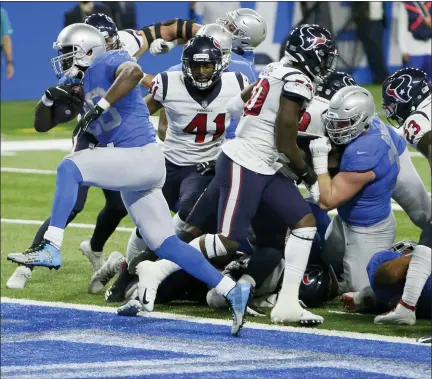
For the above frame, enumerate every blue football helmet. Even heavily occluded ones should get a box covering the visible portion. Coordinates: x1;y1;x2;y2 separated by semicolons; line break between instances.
182;35;223;90
382;68;431;127
84;13;121;51
316;71;357;100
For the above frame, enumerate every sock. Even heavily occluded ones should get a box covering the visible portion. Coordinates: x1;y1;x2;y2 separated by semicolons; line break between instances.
155;235;224;289
50;159;83;230
279;227;316;302
43;226;64;249
91;206;127;252
150;259;182;285
172;212;186;236
402;245;432;307
126;228;149;262
215;275;236;296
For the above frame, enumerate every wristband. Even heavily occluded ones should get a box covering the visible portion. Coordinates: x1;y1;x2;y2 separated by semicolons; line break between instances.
97;98;111;110
41;94;54;107
312;155;329;175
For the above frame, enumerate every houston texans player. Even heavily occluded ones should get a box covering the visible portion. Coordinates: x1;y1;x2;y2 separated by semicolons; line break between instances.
6;23;252;336
135;24;338;325
310;86;401;292
374;68;432;326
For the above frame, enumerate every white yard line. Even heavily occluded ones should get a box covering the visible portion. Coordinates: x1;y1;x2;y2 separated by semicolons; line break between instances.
1;167;57;175
1;297;426;345
0;218;134;233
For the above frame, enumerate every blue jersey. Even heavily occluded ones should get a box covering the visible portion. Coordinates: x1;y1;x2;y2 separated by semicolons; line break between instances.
166;57;256;140
338;119;400;226
367;250;432;314
82;50;156;148
372;116;407;156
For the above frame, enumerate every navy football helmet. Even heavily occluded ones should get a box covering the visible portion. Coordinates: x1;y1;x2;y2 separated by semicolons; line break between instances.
84;13;121;51
316;71;357;100
283;24;338;82
182;35;223;90
382;68;431;127
299;264;339;308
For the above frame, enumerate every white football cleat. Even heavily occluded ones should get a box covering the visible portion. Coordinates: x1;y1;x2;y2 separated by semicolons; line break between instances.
374;301;416;325
80;240;105;273
6;266;32;289
136;261;160;312
271;297;324;325
88;251;125;294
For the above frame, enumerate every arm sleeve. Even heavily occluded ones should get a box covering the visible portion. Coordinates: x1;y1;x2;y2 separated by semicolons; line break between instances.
105;51;136;80
1;8;12;36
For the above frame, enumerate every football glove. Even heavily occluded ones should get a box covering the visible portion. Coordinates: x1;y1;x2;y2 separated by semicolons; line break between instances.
45;84;77;103
73;104;104;139
197;160;216;176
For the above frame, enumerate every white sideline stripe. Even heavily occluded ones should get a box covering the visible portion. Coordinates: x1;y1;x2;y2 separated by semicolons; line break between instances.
1;297;426;346
0;218;134;233
2;167;57;175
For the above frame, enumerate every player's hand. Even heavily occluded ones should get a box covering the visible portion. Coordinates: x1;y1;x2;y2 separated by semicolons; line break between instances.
305;182;320;203
309;137;331;157
197;160;216;176
73;105;104;138
45;84;74;103
149;39;175;55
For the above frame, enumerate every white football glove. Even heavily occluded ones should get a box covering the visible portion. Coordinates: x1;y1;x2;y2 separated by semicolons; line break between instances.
305;181;320;204
149;39;177;55
309;137;332;175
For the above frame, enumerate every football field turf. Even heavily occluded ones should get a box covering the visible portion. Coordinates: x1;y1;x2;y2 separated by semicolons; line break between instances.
1;96;431;378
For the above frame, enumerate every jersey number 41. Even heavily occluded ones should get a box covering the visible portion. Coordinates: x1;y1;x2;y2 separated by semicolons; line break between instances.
183;113;226;143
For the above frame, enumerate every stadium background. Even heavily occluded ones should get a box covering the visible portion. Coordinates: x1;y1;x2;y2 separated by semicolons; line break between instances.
1;1;404;101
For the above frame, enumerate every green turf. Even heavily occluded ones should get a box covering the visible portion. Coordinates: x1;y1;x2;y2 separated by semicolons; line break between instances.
1;97;431;340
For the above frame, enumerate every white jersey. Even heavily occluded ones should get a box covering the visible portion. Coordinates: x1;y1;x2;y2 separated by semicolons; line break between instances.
402;97;431;151
222;62;314;175
118;29;143;57
151;71;249;166
301;95;329;136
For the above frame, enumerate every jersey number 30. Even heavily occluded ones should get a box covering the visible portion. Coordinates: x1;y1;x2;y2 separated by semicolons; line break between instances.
183;113;225;143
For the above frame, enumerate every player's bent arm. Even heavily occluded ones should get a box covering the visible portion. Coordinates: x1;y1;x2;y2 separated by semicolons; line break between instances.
275;95;309;171
144;94;163;115
140;74;154;89
34;101;57;132
318;170;376;211
416;130;432;168
374;255;411;286
104;62;144;105
158;109;168;141
226;82;256;117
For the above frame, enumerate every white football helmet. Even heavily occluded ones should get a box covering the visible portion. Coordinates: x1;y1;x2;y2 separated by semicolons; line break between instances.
51;23;106;79
217;8;267;49
196;23;233;69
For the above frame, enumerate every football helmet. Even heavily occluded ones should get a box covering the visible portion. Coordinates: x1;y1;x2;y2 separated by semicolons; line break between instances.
182;35;223;90
52;23;106;79
84;13;121;51
299;264;339;308
217;8;267;49
196;23;232;69
325;86;375;145
316;71;357;100
382;68;431;127
391;240;417;253
283;24;338;82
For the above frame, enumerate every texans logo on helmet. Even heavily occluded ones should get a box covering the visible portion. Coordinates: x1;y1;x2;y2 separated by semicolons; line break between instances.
299;26;328;51
212;38;221;49
386;74;413;103
302;266;323;285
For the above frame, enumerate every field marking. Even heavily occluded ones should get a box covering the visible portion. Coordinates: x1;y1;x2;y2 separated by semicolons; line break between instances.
1;297;427;346
0;218;134;233
1;167;57;175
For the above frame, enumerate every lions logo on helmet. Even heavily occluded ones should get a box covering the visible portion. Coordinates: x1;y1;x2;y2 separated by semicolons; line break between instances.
299;26;329;51
386;74;413;103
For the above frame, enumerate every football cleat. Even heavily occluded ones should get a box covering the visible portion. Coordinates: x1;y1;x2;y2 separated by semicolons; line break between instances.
80;240;105;273
136;261;160;312
88;251;124;294
417;334;432;344
6;266;32;289
374;301;416;325
7;240;62;269
271;296;324;325
224;282;253;337
117;289;142;317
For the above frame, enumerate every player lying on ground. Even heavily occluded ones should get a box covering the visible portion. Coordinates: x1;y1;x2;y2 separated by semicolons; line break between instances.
7;23;252;336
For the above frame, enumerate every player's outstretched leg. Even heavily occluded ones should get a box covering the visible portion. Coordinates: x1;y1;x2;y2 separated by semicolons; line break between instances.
7;159;83;269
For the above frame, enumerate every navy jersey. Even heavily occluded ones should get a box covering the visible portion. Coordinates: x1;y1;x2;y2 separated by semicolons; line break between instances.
367;250;432;313
82;50;156;147
167;57;256;140
338;118;400;226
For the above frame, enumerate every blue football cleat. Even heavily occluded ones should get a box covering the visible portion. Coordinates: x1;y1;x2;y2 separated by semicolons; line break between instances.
7;239;62;270
225;282;254;337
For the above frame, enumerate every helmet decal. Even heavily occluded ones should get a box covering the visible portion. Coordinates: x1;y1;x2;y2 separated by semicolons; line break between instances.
386;74;413;103
299;26;328;51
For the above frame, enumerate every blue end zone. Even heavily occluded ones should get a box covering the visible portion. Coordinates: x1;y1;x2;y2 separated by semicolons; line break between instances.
1;302;431;379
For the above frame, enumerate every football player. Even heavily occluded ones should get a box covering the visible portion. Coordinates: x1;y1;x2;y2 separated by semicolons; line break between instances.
373;68;432;325
135;24;338;325
309;86;401;293
7;23;252;337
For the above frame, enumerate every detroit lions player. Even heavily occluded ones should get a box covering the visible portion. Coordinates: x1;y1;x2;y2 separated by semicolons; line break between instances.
6;23;252;336
310;86;400;292
374;68;432;326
